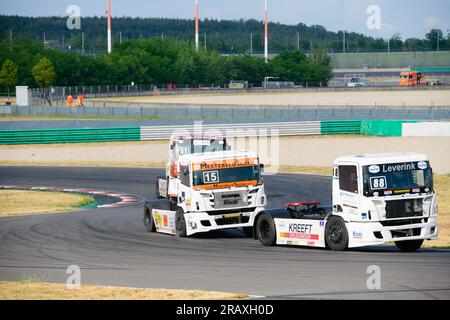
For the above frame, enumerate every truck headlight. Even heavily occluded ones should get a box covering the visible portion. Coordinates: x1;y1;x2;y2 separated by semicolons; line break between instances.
260;196;266;206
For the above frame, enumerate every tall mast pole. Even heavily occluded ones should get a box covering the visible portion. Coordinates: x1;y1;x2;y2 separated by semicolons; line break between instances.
195;0;199;51
264;0;268;62
107;0;112;53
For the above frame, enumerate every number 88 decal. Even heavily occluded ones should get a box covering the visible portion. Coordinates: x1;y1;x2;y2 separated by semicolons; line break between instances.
370;176;387;190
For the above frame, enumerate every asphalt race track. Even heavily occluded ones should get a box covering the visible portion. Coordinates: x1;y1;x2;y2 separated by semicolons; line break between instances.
0;166;449;299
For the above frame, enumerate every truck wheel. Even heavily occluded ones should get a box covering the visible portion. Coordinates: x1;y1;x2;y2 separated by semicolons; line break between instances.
395;240;424;252
325;216;348;251
175;207;187;238
242;227;254;238
256;214;276;246
143;203;156;233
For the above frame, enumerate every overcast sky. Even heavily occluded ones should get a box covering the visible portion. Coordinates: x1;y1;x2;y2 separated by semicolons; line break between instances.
1;0;449;39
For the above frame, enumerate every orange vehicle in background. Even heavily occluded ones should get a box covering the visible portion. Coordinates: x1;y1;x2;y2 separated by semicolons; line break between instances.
400;71;428;86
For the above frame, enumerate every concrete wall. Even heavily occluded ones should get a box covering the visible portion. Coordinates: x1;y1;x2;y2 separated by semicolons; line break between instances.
330;51;450;68
403;122;450;137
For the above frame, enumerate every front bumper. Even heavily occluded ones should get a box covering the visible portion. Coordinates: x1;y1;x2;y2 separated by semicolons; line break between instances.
347;217;438;248
184;207;264;236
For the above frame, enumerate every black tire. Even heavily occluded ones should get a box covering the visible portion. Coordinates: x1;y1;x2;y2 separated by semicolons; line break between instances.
325;216;349;251
256;214;276;246
175;207;187;238
395;240;424;252
242;227;254;238
143;203;156;233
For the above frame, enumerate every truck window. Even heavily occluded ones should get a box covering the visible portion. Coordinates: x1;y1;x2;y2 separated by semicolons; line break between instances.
180;165;190;187
339;165;358;194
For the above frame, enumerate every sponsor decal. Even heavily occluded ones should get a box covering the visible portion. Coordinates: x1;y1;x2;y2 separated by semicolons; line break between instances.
307;241;315;246
163;215;168;227
352;231;363;239
289;223;313;234
368;165;380;174
374;161;428;174
193;158;256;171
199;180;258;191
361;212;368;219
320;221;325;227
280;232;319;240
418;161;428;170
223;213;241;218
280;223;319;240
153;212;162;227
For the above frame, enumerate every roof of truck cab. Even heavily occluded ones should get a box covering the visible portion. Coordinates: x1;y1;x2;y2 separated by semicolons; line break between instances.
334;153;428;166
179;150;258;164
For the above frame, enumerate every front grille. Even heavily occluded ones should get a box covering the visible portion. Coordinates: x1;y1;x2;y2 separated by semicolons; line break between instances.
380;218;427;227
391;228;421;238
206;207;256;216
385;199;424;219
216;216;250;226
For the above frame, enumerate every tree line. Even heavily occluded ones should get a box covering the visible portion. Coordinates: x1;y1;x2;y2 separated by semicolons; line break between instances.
0;38;332;92
1;15;449;55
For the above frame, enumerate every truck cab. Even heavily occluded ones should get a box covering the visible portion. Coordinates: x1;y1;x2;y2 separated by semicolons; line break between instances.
400;71;427;86
253;153;438;252
146;150;267;237
332;153;438;250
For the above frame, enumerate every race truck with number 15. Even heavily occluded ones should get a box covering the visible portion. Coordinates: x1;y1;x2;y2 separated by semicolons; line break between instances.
254;153;438;252
144;150;266;237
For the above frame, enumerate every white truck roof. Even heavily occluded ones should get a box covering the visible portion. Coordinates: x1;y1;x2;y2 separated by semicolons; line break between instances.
334;153;429;166
179;150;258;164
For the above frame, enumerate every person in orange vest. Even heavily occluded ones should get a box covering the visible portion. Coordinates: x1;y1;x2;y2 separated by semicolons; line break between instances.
79;94;85;107
76;94;82;108
67;95;74;107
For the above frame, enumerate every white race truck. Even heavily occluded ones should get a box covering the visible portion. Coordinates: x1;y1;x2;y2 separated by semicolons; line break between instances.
253;153;438;252
144;150;266;237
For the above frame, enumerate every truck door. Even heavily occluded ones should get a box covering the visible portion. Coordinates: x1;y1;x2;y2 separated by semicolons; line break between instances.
337;165;360;216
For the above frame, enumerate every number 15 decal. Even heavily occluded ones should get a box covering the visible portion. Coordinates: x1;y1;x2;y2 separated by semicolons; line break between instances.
203;171;219;184
370;176;387;190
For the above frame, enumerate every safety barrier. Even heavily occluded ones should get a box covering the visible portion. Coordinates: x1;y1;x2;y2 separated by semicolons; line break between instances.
0;127;140;145
320;121;362;135
0;120;448;145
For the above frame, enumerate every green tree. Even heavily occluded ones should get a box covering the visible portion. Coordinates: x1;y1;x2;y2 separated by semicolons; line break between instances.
0;59;18;98
32;57;56;87
426;29;444;50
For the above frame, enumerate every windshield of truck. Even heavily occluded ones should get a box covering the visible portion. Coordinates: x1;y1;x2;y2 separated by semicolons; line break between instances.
193;165;261;189
175;139;228;157
363;161;433;197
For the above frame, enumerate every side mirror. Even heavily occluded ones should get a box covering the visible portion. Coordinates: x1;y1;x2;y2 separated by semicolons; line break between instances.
260;164;265;173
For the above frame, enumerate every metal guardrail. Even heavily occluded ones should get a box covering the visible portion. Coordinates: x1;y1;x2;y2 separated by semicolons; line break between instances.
0;127;140;145
6;105;450;123
0;121;363;145
140;122;323;140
